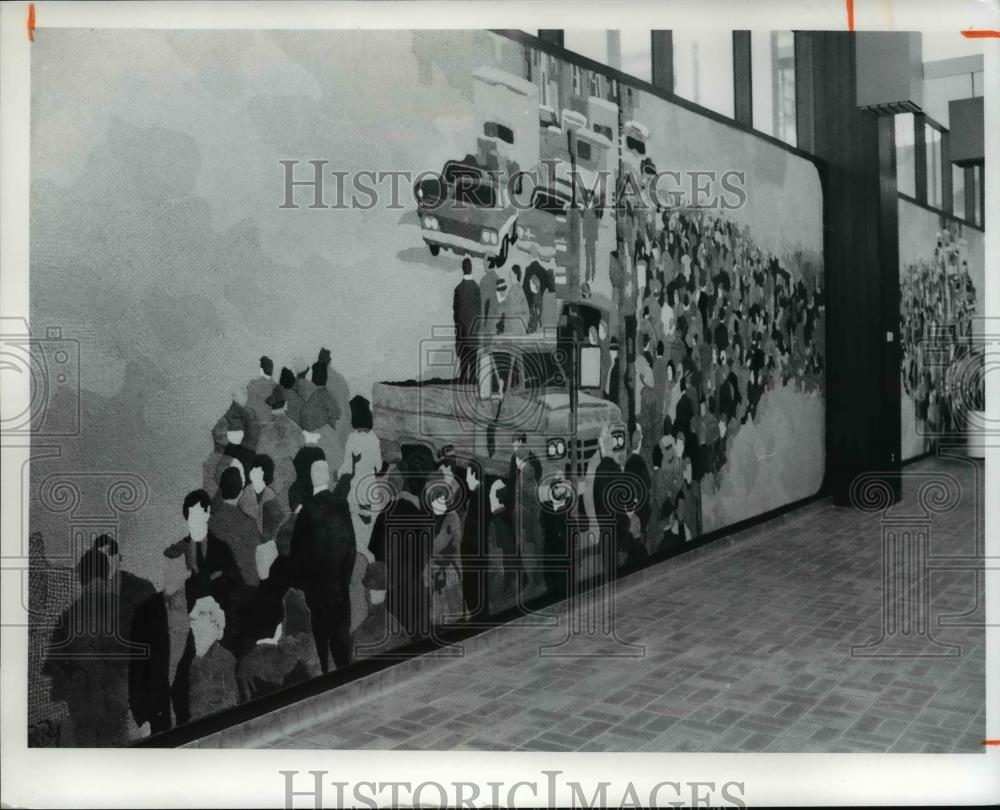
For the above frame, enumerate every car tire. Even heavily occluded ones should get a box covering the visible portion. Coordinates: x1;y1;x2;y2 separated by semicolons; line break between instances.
428;243;440;257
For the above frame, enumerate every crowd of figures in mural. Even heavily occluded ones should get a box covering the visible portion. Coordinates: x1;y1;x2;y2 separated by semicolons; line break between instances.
899;223;980;452
40;195;825;745
32;38;825;747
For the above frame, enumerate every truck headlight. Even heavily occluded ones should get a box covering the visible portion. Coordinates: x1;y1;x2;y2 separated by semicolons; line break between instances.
481;228;497;245
547;438;567;459
423;216;439;230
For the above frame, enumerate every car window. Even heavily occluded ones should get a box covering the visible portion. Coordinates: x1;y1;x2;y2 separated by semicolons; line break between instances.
457;180;497;208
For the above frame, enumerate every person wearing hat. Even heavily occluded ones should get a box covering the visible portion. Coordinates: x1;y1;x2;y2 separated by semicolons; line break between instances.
288;459;356;673
338;395;382;559
246;355;276;433
255;385;303;502
211;385;259;454
278;366;306;427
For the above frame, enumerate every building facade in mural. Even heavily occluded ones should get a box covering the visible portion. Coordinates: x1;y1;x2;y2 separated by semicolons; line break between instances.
28;29;825;746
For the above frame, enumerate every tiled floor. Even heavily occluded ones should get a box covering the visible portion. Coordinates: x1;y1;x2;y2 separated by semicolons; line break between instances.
260;455;986;753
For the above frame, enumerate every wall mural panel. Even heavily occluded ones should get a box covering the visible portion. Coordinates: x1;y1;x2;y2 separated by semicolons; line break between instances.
898;198;984;461
28;29;824;746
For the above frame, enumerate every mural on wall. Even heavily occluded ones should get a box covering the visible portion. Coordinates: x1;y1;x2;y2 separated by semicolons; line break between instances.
28;29;824;746
898;199;984;461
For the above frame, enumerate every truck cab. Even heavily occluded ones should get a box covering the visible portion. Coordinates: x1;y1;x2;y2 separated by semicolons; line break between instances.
372;300;623;482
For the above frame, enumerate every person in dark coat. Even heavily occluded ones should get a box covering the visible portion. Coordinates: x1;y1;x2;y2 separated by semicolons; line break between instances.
92;535;171;737
369;461;433;640
164;489;245;641
210;467;262;590
623;429;652;561
289;460;356;673
523;259;555;333
299;359;341;436
43;549;131;746
291;427;326;508
453;257;482;384
583;194;599;284
540;474;573;600
591;426;629;574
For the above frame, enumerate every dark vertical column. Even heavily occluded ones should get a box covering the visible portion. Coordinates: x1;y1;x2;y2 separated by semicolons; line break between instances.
941;131;953;215
914;113;927;204
650;30;673;93
979;164;985;226
878;115;902;481
964;165;976;223
800;31;900;505
538;30;564;49
793;32;815;154
733;31;753;126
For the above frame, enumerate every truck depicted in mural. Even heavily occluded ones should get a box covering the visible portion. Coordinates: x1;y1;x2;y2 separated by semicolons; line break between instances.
372;300;623;481
414;156;518;267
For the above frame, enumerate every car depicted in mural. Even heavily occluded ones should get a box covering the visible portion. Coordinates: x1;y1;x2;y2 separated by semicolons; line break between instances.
414;155;518;268
515;185;571;285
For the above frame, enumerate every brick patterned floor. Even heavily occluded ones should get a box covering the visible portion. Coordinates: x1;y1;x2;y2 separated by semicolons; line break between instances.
262;455;986;753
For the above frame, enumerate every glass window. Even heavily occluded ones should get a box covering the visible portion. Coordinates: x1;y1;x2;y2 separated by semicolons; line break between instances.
925;124;942;209
952;164;966;221
750;31;796;146
672;30;735;118
895;113;916;198
619;29;652;82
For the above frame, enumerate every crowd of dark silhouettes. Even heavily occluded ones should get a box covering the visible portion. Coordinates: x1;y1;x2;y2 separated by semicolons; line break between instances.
899;228;979;442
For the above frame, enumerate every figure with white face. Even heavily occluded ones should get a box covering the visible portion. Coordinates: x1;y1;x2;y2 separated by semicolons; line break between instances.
178;595;238;723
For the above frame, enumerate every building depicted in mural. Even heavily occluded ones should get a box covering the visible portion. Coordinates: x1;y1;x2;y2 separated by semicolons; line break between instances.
28;29;824;746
